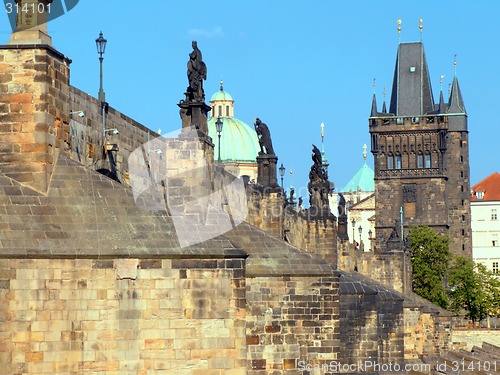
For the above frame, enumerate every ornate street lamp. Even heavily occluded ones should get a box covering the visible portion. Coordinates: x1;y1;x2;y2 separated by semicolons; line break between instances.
279;163;285;188
351;218;356;242
215;117;223;164
96;31;107;104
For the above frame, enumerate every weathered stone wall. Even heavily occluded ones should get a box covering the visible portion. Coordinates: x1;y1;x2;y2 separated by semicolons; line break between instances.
0;257;247;374
443;130;472;258
246;189;285;239
68;86;161;184
339;273;405;365
404;308;452;359
356;250;412;295
452;329;500;350
0;45;70;194
283;210;337;269
246;276;339;374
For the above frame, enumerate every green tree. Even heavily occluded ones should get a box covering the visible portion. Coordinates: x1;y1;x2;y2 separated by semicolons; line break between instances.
448;256;500;323
408;226;451;309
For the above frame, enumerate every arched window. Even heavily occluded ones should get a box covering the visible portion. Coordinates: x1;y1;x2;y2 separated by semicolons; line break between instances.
387;154;394;170
417;153;423;168
395;154;402;169
218;105;222;117
425;153;431;168
226;106;229;116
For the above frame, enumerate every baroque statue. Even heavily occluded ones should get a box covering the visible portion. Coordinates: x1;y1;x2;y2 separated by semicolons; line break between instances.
307;144;331;215
186;41;207;103
254;118;275;156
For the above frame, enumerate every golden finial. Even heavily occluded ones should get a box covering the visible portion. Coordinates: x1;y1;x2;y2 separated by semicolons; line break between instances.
397;19;402;42
419;18;423;41
220;79;224;91
453;54;457;74
383;86;386;99
440;75;445;91
321;122;325;139
363;144;367;160
373;78;376;93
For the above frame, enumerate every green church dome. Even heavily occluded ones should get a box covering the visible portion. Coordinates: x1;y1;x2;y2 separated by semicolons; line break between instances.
341;162;375;192
211;89;233;102
208;117;260;163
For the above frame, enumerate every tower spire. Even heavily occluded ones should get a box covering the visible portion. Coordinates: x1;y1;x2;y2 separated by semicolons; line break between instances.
320;122;329;167
382;86;387;113
438;75;445;113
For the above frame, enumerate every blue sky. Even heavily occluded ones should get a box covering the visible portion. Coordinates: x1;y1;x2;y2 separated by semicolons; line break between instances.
1;1;498;199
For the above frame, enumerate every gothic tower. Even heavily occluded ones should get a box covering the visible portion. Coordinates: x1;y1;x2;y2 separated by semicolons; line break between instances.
369;41;471;258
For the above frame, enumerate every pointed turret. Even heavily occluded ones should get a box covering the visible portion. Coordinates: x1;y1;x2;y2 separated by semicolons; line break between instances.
447;75;466;114
370;93;378;117
389;42;435;116
438;89;445;113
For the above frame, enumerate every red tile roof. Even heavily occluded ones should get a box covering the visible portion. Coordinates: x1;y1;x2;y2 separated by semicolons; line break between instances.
471;172;500;201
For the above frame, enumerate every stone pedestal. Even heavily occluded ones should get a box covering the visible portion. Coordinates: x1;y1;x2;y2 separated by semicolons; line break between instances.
307;180;333;219
7;0;52;45
337;214;349;241
256;154;278;188
178;101;211;135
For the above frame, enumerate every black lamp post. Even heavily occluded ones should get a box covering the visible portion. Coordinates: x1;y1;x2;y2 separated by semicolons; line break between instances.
279;163;285;188
215;117;223;164
358;225;363;249
95;31;107;104
351;218;356;242
368;229;373;251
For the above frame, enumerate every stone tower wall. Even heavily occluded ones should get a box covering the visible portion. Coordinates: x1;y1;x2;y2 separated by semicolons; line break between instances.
370;114;472;257
0;45;70;194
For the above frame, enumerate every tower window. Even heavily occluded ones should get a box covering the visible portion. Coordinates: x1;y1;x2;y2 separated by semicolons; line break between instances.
226;105;229;116
387;155;394;170
492;209;498;221
460;156;464;163
417;154;423;168
396;155;402;169
493;262;499;274
425;154;431;168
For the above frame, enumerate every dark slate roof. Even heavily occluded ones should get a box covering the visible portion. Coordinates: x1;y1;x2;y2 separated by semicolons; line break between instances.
224;221;336;277
0;156;243;259
447;75;466;114
338;270;404;301
389;42;435;116
402;291;452;316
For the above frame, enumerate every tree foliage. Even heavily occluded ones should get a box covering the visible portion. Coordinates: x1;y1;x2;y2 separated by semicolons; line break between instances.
448;256;500;323
408;226;451;309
